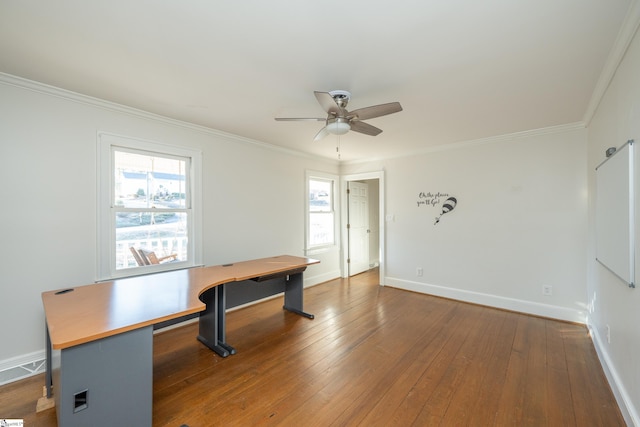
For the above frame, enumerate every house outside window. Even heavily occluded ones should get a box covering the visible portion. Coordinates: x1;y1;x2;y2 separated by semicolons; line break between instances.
98;133;202;280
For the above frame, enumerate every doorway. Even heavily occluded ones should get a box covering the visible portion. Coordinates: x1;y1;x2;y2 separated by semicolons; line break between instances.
342;171;384;283
347;180;371;276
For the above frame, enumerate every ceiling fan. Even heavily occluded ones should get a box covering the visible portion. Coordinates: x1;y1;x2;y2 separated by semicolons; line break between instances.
275;90;403;141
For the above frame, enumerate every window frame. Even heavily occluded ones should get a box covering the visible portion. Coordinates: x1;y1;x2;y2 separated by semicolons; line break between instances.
97;132;202;280
305;170;339;254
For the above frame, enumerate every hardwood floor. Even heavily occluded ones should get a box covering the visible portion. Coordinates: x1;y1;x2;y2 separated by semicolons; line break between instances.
0;269;625;426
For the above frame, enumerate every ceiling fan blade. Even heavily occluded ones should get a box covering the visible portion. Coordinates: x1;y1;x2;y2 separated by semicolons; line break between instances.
314;91;343;116
275;117;325;121
349;120;383;136
348;102;402;121
313;126;330;141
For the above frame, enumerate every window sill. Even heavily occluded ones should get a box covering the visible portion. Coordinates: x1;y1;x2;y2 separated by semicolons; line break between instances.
305;245;338;256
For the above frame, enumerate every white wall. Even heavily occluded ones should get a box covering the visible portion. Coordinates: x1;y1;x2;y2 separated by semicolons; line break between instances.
0;76;340;366
342;126;589;322
587;21;640;425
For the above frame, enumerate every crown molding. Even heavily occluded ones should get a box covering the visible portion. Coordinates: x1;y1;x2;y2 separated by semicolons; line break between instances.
0;71;591;167
341;121;586;165
583;0;640;126
0;72;338;165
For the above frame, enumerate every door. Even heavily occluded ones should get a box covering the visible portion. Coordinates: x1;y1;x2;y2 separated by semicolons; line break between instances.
348;181;370;276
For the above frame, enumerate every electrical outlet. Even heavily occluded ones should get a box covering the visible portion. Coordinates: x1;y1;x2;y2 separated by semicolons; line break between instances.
542;285;552;296
416;268;423;277
606;324;611;344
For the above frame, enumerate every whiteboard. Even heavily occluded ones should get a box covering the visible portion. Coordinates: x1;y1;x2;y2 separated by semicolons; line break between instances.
595;140;634;287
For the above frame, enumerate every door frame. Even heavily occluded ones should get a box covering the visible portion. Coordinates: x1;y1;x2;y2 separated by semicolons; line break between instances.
341;171;385;284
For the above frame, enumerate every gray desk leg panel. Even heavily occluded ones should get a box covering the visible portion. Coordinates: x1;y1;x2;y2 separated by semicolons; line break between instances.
53;326;153;427
45;322;52;398
197;284;236;357
284;272;314;319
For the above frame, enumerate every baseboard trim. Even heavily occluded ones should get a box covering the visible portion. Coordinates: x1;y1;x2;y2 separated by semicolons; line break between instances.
587;317;639;427
304;270;341;288
385;277;586;323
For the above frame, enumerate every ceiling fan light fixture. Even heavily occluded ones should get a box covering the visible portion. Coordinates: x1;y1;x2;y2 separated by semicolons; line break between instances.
326;118;351;135
275;90;402;141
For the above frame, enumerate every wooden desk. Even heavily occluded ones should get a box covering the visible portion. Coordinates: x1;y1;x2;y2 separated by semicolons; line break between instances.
41;255;319;427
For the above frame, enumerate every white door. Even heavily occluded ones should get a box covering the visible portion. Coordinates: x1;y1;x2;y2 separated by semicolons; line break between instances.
348;181;370;276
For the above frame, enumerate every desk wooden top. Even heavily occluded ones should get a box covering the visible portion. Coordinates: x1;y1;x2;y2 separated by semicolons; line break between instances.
42;255;319;350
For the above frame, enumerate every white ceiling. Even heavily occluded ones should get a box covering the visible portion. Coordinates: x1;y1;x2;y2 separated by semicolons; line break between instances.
0;1;633;162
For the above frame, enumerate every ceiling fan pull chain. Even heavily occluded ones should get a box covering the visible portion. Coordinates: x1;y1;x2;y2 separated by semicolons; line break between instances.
336;135;341;160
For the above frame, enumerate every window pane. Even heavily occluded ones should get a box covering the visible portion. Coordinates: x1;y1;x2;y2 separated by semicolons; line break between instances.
115;212;188;270
309;179;332;212
309;212;334;246
115;151;186;209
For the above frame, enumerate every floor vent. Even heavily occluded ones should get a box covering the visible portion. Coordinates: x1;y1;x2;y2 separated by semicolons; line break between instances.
0;358;46;386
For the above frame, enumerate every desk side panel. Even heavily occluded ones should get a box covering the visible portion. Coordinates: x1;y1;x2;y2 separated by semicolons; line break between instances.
54;326;153;427
226;278;286;309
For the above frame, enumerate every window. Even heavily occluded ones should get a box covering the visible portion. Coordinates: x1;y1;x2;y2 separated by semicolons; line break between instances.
307;172;337;250
98;133;202;279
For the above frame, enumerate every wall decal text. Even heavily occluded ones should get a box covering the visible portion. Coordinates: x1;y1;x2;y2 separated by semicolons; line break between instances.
417;192;458;225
